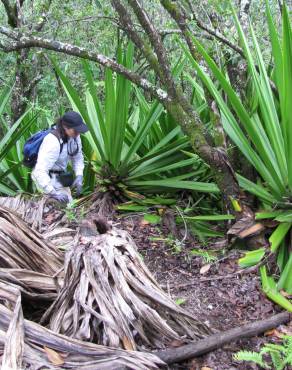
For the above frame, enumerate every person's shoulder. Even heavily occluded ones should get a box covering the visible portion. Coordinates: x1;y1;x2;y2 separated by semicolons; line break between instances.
41;132;60;148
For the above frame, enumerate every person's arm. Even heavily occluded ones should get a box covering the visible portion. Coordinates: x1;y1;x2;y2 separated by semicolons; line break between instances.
32;134;60;194
71;136;85;176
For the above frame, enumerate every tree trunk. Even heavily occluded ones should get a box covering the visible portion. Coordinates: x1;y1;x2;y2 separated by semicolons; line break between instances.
11;49;30;122
165;101;241;213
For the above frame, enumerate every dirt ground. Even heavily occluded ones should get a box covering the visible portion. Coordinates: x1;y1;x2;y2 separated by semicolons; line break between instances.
116;213;292;370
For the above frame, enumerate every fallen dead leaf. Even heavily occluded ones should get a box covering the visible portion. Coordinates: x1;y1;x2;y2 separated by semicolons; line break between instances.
158;208;165;216
169;339;184;348
44;346;65;366
44;213;56;224
238;223;265;238
200;264;211;275
140;219;150;227
264;329;283;338
201;367;213;370
280;289;292;298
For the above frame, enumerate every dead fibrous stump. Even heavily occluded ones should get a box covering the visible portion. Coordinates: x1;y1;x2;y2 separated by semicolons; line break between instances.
42;217;210;350
0;206;63;274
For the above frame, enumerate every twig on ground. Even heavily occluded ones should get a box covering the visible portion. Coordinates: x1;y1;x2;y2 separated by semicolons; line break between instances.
156;311;292;364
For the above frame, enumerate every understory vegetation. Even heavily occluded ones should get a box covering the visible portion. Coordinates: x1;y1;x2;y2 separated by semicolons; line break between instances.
0;0;292;369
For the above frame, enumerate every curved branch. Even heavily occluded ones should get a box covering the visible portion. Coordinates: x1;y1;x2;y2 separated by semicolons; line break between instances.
0;26;170;104
183;0;244;57
127;0;176;97
160;0;202;61
161;1;279;100
111;0;168;87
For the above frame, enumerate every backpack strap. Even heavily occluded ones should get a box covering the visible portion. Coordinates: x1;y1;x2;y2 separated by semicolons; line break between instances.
51;129;64;154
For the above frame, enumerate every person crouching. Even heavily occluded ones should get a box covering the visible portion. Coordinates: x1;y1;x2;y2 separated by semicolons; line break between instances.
32;111;88;204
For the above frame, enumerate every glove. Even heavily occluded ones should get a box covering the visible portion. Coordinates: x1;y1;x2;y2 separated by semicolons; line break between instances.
49;191;70;204
72;175;83;196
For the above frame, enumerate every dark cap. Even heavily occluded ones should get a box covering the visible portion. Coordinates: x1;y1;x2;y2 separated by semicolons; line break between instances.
62;111;89;133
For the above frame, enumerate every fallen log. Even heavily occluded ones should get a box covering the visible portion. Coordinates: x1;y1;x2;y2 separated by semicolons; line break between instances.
156;311;291;364
0;297;163;369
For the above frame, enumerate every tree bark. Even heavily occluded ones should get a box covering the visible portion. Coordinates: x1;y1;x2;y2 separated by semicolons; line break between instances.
11;49;29;122
156;311;292;364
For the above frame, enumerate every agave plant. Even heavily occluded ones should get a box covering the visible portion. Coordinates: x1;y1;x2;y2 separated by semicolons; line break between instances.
52;43;218;214
0;86;39;195
179;2;292;307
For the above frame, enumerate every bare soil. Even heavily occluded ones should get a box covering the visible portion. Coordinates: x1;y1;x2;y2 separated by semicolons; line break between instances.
116;213;292;370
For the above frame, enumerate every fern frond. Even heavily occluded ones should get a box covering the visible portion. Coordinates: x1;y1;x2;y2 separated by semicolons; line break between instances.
270;351;284;370
284;353;292;366
283;335;292;355
233;351;269;368
264;343;285;352
283;335;292;366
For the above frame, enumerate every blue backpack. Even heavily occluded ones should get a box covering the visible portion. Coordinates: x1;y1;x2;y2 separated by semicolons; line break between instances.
23;129;63;168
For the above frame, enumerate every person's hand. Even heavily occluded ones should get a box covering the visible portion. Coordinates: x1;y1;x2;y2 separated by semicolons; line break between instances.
72;175;83;195
49;191;69;204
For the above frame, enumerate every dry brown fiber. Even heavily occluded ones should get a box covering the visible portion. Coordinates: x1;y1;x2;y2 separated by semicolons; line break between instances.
0;200;209;369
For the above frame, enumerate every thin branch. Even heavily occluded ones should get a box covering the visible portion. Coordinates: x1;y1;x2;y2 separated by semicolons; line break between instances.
158;28;181;36
278;0;283;15
123;0;203;128
15;0;22;27
184;0;244;57
24;74;42;96
160;0;202;72
127;0;176;96
0;26;170;104
52;15;120;27
195;18;244;57
34;0;54;32
111;0;166;86
162;0;279;101
0;0;17;28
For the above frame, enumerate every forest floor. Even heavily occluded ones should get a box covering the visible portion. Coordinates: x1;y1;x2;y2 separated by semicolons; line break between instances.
115;212;292;370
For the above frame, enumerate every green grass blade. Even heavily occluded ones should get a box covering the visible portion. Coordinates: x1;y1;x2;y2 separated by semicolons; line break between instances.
269;222;291;253
127;158;196;180
239;248;266;268
236;174;276;204
265;0;283;93
281;5;292;189
232;6;287;185
260;266;292;311
185;214;234;221
0;110;34;163
180;38;284;195
128;179;219;193
0;182;16;196
278;252;292;294
122;101;164;167
0;85;12;117
83;61;107;159
115;42;134;166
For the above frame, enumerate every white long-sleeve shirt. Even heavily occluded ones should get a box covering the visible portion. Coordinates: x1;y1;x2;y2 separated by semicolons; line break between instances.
31;133;85;194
